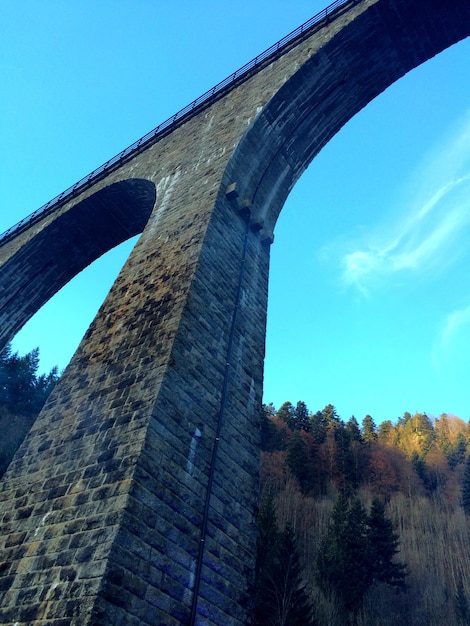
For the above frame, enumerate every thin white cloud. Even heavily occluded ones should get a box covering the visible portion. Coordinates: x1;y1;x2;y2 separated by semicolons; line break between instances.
339;113;470;295
433;303;470;369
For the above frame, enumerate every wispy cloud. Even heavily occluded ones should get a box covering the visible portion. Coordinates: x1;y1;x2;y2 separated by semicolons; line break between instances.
433;303;470;369
339;113;470;295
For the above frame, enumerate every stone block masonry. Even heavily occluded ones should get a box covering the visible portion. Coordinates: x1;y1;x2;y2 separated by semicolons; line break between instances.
0;0;469;622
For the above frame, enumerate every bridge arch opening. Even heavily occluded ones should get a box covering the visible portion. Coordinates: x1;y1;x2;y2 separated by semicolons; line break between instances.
10;236;139;374
1;178;156;351
263;35;470;422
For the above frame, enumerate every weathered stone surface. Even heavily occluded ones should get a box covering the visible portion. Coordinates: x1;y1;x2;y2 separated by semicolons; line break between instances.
0;0;469;623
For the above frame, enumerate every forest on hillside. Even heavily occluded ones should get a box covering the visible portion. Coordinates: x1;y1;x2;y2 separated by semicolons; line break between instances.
0;345;59;476
255;401;470;625
2;346;470;625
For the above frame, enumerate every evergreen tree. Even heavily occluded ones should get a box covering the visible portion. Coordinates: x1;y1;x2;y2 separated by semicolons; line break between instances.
346;416;362;442
287;431;315;494
455;578;470;625
398;411;412;426
317;495;407;619
456;433;467;463
411;450;427;483
269;523;314;626
310;410;327;444
411;449;438;492
254;492;279;612
461;455;470;515
0;344;58;417
334;423;356;493
435;413;453;463
264;402;276;417
253;496;314;625
367;497;407;590
449;433;467;468
316;495;371;616
322;404;340;426
362;414;377;442
277;401;295;430
295;400;311;432
377;419;394;442
260;405;287;451
400;412;435;460
0;344;59;476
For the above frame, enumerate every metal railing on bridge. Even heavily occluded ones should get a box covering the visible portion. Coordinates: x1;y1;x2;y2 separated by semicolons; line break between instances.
1;0;357;245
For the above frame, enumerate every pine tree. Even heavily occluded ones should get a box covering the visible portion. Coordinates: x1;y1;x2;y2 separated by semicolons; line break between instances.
269;523;314;626
295;400;311;432
411;450;427;484
334;423;356;493
367;497;407;590
310;410;327;444
449;432;467;468
0;344;58;417
435;413;453;463
253;492;279;624
260;405;287;451
456;433;467;464
253;496;314;625
316;495;371;616
316;495;407;619
0;344;59;476
276;401;295;430
401;412;436;459
377;419;394;442
461;455;470;515
287;431;315;494
322;404;340;426
346;416;362;442
362;414;377;442
398;411;412;426
455;578;470;625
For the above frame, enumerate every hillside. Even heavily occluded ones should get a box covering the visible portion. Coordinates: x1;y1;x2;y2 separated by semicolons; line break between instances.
256;402;470;625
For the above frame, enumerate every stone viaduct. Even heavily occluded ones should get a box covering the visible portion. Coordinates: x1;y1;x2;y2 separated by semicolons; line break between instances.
0;0;469;623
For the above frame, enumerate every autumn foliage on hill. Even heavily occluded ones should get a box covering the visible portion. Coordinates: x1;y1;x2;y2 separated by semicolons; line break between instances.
257;401;470;625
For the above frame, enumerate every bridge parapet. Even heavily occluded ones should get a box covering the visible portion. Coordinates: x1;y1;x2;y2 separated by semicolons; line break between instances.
0;0;357;247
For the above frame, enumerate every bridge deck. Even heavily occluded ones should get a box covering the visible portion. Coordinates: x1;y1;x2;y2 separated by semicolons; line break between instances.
0;0;355;246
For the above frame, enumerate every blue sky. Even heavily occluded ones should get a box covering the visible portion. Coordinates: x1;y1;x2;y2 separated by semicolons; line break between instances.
2;1;470;424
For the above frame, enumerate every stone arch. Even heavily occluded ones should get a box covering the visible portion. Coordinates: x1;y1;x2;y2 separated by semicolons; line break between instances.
223;0;470;232
0;178;156;348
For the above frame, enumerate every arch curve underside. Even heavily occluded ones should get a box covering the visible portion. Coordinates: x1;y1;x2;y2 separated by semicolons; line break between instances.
228;0;470;231
0;178;156;349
